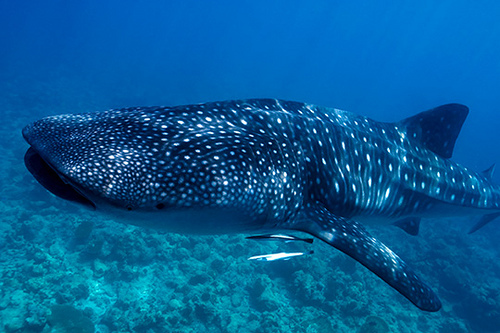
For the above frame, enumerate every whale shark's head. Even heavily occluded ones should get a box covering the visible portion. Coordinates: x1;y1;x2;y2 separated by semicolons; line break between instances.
23;113;107;211
22;106;304;232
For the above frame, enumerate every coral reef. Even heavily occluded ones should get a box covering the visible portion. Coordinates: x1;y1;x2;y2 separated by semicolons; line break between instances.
48;304;95;333
358;316;389;333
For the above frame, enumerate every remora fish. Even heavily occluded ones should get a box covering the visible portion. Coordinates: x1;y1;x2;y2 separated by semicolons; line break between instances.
246;233;314;243
22;99;500;312
248;251;314;261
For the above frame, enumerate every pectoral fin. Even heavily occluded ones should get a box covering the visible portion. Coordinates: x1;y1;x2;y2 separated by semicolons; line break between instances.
293;201;441;312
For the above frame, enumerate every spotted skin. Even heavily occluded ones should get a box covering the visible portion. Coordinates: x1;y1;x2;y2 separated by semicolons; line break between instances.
23;99;500;311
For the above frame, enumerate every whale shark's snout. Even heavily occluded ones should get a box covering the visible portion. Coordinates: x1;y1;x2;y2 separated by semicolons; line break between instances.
23;147;96;209
23;115;98;209
22;111;164;211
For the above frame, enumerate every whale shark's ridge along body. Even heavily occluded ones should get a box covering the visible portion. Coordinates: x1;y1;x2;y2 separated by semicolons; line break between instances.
22;98;500;312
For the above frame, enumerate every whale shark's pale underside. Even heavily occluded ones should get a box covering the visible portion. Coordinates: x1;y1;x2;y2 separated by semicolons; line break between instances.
22;99;500;311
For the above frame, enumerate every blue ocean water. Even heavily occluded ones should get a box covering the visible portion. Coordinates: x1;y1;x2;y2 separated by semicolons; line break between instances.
1;1;499;332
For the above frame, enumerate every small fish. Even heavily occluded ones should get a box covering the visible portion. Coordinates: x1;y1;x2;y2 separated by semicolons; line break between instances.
248;250;314;261
246;233;314;244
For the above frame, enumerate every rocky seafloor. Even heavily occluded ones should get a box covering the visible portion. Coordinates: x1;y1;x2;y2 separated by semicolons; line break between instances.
1;102;499;333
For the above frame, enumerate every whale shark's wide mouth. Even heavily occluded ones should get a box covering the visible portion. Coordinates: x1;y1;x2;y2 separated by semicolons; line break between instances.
24;147;96;210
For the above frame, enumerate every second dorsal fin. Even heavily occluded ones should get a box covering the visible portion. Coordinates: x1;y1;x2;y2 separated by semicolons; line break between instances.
481;164;496;181
399;104;469;159
393;217;421;236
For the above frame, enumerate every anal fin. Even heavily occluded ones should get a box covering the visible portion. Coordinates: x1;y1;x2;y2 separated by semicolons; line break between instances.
468;212;500;234
293;202;441;312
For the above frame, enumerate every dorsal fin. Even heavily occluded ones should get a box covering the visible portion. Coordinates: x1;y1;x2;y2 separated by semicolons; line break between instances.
399;104;469;159
481;164;496;181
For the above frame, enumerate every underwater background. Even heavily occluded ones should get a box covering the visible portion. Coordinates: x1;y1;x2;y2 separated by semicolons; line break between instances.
1;1;500;332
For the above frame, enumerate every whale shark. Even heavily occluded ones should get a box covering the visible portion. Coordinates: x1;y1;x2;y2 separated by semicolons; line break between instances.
22;99;500;312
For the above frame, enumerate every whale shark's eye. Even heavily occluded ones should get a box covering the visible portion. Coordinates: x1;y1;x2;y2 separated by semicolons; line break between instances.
126;205;133;211
156;203;165;210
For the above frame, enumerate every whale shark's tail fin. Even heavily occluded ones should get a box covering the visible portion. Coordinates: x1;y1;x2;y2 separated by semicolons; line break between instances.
293;201;442;312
